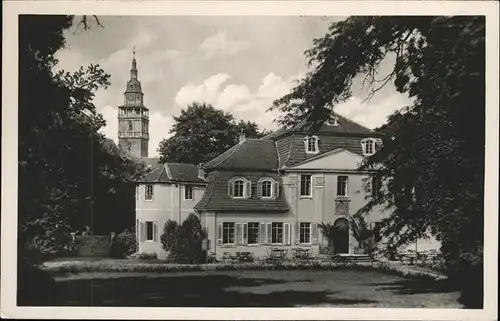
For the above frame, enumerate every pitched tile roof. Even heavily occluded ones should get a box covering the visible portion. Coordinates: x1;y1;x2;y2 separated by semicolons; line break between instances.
137;163;206;184
194;170;289;212
167;163;206;183
264;113;377;140
281;134;365;167
203;139;279;171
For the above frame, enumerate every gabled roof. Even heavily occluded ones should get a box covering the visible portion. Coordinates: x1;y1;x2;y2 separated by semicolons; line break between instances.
203;139;279;171
138;163;206;184
194;170;289;212
264;113;377;140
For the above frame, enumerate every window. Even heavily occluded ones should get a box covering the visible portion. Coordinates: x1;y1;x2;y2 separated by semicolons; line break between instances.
337;176;348;197
228;178;251;199
361;138;377;156
304;136;319;154
271;222;283;244
261;180;272;198
326;116;339;126
248;223;260;245
145;184;154;200
128;121;133;131
300;222;311;244
223;223;235;244
234;180;245;198
184;185;193;200
300;175;312;197
146;221;154;241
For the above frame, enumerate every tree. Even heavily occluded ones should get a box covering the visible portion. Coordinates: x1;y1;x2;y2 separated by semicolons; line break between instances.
18;15;145;266
347;214;374;254
158;102;269;164
160;214;207;263
270;16;484;307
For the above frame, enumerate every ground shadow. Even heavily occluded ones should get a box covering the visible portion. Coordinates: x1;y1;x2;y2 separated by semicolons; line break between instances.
369;278;457;295
48;274;377;307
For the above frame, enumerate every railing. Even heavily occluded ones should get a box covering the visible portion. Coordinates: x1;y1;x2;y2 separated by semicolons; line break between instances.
118;113;149;120
118;131;149;139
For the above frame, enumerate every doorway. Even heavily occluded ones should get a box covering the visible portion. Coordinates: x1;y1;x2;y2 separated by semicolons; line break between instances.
333;218;349;254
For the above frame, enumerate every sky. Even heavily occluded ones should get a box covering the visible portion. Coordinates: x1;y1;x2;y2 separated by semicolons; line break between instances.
54;16;412;157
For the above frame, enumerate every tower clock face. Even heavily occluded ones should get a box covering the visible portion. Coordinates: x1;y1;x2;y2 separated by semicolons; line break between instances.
127;95;134;102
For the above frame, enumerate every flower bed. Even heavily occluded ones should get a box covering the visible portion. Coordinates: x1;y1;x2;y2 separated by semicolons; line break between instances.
43;258;447;281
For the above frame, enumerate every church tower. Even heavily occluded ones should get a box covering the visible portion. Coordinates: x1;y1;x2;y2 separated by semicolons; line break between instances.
118;48;149;158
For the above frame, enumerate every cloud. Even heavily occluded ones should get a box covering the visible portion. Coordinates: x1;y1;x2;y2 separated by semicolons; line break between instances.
97;105;174;157
200;31;250;59
335;94;413;129
174;72;303;131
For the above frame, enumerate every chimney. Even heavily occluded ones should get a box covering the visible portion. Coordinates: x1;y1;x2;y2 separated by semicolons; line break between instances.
198;163;205;180
239;131;246;143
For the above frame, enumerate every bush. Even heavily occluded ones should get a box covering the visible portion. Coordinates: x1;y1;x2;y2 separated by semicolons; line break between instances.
110;229;138;258
132;252;158;261
160;214;207;264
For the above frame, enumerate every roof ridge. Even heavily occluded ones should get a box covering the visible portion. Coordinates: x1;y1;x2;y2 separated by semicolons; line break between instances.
283;133;295;167
211;140;244;168
164;163;173;180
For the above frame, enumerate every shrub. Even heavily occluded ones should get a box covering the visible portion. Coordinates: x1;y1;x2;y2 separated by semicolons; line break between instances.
135;252;158;261
160;214;207;264
110;229;138;258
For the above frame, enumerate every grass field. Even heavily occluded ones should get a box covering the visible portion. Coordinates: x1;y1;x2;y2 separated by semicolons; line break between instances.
53;269;462;308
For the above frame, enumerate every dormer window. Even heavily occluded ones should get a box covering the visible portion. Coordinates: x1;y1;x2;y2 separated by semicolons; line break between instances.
304;136;319;154
257;178;280;199
228;177;251;199
361;138;377;156
326;116;339;126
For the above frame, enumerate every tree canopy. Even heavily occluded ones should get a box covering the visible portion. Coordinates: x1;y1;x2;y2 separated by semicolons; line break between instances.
158;102;271;164
19;15;145;264
270;16;485;307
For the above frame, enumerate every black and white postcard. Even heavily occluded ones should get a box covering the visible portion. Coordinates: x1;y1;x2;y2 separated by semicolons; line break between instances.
2;1;498;320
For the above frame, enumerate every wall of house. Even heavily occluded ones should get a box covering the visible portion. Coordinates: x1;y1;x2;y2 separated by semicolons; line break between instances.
202;210;319;258
136;183;205;259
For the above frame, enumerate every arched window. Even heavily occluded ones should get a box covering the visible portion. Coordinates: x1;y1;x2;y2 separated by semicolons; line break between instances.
304;136;319;154
326;116;339;126
361;138;377;156
228;178;251;199
128;121;133;131
257;178;280;199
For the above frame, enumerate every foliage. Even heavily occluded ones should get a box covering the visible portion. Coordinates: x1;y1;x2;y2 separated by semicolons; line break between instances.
158;102;270;164
133;252;158;261
347;214;374;254
110;229;138;258
18;15;146;266
160;214;208;264
270;16;484;307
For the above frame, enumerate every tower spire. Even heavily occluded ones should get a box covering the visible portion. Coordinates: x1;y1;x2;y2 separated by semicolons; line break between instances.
131;46;138;79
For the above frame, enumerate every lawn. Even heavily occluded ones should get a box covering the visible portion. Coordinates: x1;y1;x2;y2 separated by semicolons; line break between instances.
51;269;462;308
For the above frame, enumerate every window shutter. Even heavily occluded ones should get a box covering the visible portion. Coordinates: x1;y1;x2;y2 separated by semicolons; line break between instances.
284;223;291;245
228;180;233;197
153;222;158;242
140;222;146;242
294;222;300;245
266;222;272;244
257;181;262;198
217;223;223;245
311;223;318;245
245;181;252;198
235;223;242;245
243;223;248;245
259;222;266;244
273;182;280;198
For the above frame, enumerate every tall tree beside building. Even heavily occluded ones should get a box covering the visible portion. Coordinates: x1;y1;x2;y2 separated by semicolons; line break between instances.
158;102;270;165
270;16;485;307
18;15;144;266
